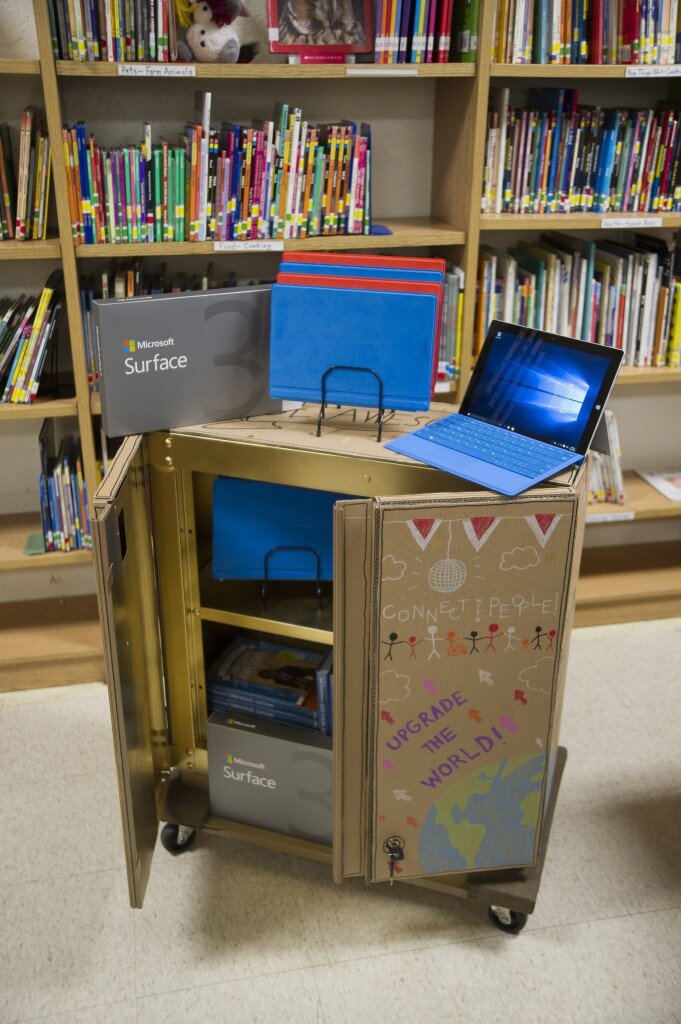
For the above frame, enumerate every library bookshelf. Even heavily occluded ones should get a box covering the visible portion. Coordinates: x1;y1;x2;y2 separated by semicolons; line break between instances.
1;2;680;688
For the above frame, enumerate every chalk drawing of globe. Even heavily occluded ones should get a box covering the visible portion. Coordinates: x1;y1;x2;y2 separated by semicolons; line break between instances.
428;558;467;593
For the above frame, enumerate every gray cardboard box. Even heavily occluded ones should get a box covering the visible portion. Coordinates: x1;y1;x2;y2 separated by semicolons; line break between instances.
207;711;333;844
94;284;283;436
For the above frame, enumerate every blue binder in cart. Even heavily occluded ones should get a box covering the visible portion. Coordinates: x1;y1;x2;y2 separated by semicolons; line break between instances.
281;260;444;286
212;478;349;581
269;282;438;411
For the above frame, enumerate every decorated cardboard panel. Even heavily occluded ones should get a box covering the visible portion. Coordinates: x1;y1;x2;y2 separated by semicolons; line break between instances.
368;493;580;882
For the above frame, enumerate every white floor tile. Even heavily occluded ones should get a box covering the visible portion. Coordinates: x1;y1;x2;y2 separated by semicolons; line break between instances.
22;1002;136;1024
557;702;681;806
564;624;681;714
0;772;125;886
285;854;477;961
475;910;681;1024
134;969;322;1024
0;693;116;786
133;835;328;999
314;940;493;1024
0;681;107;709
0;870;135;1024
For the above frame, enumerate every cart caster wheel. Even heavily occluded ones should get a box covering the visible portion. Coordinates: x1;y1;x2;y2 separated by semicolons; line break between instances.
488;905;528;934
160;823;197;855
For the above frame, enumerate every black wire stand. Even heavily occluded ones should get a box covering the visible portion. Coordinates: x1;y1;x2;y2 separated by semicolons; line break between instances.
316;365;386;442
260;545;323;611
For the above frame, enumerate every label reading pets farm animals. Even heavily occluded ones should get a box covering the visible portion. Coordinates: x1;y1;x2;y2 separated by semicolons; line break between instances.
117;63;196;77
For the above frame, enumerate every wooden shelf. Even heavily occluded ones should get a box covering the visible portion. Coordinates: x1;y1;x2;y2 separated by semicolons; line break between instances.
586;471;681;523
0;57;41;75
72;218;465;258
0;595;103;691
55;60;476;79
480;212;681;230
615;366;681;385
0;397;78;421
0;512;92;570
200;572;333;646
575;541;681;626
0;238;61;260
490;62;681;78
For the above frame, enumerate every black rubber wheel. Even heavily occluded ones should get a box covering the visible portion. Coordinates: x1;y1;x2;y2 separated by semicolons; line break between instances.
487;905;528;934
160;823;197;855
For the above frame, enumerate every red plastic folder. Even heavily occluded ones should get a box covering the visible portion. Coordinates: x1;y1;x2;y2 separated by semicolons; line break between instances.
280;252;446;274
277;271;442;390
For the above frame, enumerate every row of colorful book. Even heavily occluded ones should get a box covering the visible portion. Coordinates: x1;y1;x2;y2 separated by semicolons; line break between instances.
1;273;64;405
373;0;479;62
47;0;176;61
80;259;271;391
587;410;626;504
483;89;681;215
38;420;92;553
63;94;373;244
207;636;333;736
493;0;681;64
475;233;681;366
0;110;52;241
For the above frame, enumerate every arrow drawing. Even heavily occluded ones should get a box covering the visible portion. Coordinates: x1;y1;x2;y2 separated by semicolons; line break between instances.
468;708;483;723
381;759;396;771
422;678;438;697
514;689;528;705
499;715;518;734
393;789;413;801
380;710;395;725
406;817;419;828
478;669;494;686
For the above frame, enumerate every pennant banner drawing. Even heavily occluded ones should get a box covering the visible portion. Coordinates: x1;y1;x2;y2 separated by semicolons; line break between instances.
462;516;499;551
407;519;442;550
526;513;561;547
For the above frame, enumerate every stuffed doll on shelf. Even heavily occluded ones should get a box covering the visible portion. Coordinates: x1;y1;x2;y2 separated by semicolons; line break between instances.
176;0;263;63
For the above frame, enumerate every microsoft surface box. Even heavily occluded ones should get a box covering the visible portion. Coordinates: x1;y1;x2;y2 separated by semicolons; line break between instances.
94;284;283;437
386;321;623;496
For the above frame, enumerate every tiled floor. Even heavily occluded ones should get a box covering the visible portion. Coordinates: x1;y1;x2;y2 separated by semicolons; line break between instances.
1;618;680;1024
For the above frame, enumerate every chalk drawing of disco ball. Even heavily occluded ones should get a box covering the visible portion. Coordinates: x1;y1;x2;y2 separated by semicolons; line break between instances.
428;558;467;593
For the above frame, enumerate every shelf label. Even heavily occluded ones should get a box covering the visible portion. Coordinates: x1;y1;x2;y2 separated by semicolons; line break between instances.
214;239;284;252
625;64;681;77
346;65;418;76
585;510;636;523
600;216;663;228
117;63;196;77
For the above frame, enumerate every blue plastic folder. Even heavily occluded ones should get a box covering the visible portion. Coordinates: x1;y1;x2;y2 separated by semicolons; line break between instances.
269;283;438;410
212;478;349;581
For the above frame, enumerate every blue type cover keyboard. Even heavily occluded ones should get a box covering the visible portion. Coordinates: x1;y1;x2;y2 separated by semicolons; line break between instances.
414;415;566;479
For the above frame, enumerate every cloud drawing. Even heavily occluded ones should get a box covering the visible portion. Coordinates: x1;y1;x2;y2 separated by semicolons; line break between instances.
382;554;407;581
500;546;540;571
379;671;411;704
518;656;554;695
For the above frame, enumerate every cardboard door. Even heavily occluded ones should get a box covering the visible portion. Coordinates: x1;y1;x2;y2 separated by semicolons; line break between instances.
336;487;583;885
93;435;169;908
